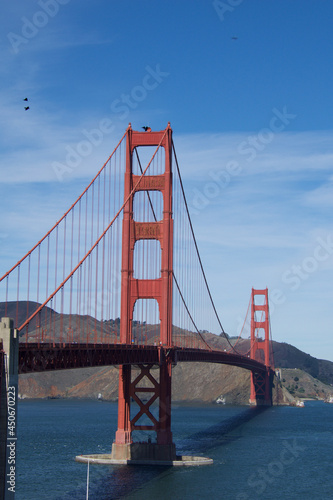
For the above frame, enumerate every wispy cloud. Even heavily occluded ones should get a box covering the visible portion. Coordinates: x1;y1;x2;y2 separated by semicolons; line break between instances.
171;130;333;359
304;176;333;208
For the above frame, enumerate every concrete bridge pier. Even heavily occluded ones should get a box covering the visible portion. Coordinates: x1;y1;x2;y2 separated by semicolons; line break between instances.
0;318;19;500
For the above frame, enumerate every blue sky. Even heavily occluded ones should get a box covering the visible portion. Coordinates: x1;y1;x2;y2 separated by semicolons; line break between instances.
1;0;333;361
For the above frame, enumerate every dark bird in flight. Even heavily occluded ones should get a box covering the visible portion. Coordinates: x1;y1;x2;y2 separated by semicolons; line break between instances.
23;98;28;101
142;126;151;132
231;37;238;40
24;106;30;110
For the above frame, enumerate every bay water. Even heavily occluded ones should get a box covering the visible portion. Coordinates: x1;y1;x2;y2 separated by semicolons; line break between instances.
15;399;333;499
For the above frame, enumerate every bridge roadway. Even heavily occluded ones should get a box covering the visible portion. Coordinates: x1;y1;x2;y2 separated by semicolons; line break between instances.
18;343;268;375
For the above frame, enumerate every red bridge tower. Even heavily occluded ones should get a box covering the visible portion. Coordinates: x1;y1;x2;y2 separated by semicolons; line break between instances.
111;123;176;462
249;288;273;405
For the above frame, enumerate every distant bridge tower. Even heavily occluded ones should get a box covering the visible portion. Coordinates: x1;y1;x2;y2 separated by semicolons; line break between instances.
111;123;176;462
249;288;273;405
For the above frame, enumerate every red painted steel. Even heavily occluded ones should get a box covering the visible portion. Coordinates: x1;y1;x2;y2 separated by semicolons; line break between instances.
116;365;131;445
17;343;161;373
250;288;272;404
157;357;172;444
130;365;159;432
17;343;269;374
116;123;174;446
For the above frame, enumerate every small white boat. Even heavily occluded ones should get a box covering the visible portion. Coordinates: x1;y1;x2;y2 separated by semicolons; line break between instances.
290;400;305;407
216;396;226;404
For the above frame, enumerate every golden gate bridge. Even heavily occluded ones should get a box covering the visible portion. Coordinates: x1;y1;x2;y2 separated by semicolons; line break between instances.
0;123;274;467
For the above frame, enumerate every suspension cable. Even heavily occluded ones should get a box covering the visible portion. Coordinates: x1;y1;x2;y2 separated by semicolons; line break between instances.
231;294;251;352
0;131;127;283
172;142;238;353
19;129;168;333
135;147;212;350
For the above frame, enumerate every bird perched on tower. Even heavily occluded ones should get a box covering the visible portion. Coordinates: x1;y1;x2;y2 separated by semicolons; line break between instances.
142;126;151;132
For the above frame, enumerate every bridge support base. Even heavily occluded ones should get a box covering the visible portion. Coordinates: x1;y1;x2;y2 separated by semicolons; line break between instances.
111;442;176;462
76;450;213;466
